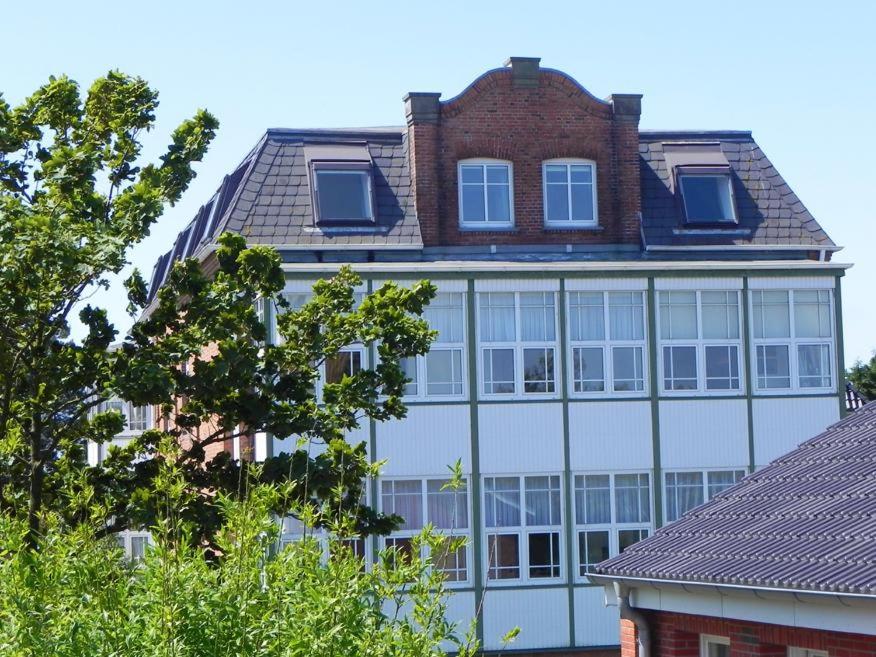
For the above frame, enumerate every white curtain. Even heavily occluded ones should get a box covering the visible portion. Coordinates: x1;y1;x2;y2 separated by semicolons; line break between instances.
569;292;604;341
426;293;464;343
382;480;423;530
575;475;610;525
484;477;520;527
520;292;555;341
427;480;468;530
609;292;644;340
479;293;515;341
615;474;650;523
524;476;561;526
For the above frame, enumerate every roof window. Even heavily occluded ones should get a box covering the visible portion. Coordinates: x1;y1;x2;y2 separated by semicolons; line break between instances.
305;144;375;224
664;143;737;225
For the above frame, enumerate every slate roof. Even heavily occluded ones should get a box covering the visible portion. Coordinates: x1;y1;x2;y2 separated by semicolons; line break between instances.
639;130;835;249
145;127;421;302
593;402;876;596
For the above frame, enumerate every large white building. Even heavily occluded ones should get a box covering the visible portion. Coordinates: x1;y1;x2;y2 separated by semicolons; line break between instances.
132;58;848;654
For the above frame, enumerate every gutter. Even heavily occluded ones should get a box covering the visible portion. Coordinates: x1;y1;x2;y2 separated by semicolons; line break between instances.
590;572;876;604
615;581;650;657
644;244;843;253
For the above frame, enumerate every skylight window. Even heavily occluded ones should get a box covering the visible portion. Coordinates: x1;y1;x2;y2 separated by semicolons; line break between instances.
313;168;373;222
678;173;736;223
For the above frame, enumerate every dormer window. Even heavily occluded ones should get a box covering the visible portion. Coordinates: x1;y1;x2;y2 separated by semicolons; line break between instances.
458;160;513;228
663;143;737;226
678;171;736;224
305;143;375;224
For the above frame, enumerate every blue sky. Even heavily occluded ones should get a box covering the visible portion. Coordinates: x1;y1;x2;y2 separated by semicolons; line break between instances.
5;1;875;365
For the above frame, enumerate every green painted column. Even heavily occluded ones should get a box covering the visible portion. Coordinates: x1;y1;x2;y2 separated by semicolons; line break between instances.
646;278;663;528
834;275;847;418
558;279;577;647
465;279;485;645
741;278;756;472
366;278;380;558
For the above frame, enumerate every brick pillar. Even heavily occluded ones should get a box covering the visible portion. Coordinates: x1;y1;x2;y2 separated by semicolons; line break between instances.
608;93;643;244
403;92;441;246
620;619;638;657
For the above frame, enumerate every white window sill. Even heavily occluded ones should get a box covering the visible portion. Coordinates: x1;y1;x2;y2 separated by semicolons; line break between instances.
753;388;836;396
544;222;602;231
458;224;516;232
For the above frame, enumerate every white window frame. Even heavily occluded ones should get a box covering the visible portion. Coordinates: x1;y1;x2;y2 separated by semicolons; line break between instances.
483;474;564;585
457;159;514;229
379;477;471;586
663;468;746;524
573;471;653;580
477;291;560;400
400;292;467;401
700;634;731;657
542;158;599;227
657;290;744;396
749;289;835;395
567;290;648;398
679;171;738;224
116;530;152;563
319;345;367;398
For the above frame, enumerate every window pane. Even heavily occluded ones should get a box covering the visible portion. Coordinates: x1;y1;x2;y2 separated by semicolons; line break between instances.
663;346;697;390
426;293;464;343
433;540;467;581
570;165;593;184
400;357;418;396
487;533;519;579
483;348;515;394
528;532;560;578
486;183;511;222
545;183;569;222
484;477;520;527
701;291;739;339
545;164;567;184
427;479;468;529
325;350;362;384
618;529;648;553
680;175;734;222
426;349;463;395
486;165;509;184
615;474;650;523
525;476;561;526
613;347;644;392
570;182;595;223
665;472;704;522
460;165;484;184
569;292;604;341
461;184;486;222
753;291;790;339
316;171;371;220
130;536;149;563
573;347;605;393
381;480;423;530
608;292;644;340
579;530;610;575
577;474;610;525
520;292;556;341
798;344;831;388
659;291;697;339
706;470;744;499
523;348;555;393
756;345;790;389
479;293;515;341
794;290;832;338
705;345;740;390
384;536;415;569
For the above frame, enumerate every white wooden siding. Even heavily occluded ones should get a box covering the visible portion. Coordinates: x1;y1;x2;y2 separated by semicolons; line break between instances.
474;278;561;292
568;401;653;471
478;403;564;473
565;278;647;291
375;405;471;476
482;587;569;650
752;397;839;467
575;586;622;646
748;276;836;289
659;400;749;469
655;277;742;290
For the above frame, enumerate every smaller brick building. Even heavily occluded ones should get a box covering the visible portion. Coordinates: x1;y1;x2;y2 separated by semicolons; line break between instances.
591;402;876;657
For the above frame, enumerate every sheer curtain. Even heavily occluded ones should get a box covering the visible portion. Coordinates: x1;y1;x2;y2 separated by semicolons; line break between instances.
615;474;650;523
382;480;423;530
427;480;468;530
569;292;604;341
524;476;561;526
520;293;555;342
610;292;644;340
479;293;515;342
484;477;520;527
575;475;610;525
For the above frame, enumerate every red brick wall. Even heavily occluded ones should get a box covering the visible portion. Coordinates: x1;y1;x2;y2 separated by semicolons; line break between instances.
620;610;876;657
407;67;641;248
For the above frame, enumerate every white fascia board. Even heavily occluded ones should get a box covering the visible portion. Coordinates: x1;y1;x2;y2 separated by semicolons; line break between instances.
645;244;843;252
280;260;852;275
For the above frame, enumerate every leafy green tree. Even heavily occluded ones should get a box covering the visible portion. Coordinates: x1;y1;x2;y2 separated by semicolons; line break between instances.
0;443;478;657
847;353;876;401
0;73;436;549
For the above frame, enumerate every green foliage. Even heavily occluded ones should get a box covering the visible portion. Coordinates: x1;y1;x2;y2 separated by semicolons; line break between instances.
0;446;478;657
0;71;217;545
847;352;876;401
0;73;438;551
